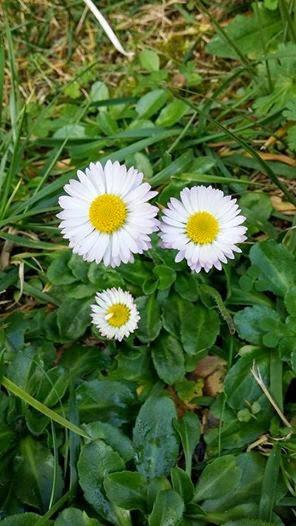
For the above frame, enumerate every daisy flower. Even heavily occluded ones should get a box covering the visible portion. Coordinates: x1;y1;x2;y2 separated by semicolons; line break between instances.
57;160;159;267
91;288;140;341
159;185;247;273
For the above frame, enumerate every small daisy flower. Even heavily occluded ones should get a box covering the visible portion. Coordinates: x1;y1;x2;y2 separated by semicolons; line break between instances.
91;288;140;341
57;160;159;268
159;185;247;273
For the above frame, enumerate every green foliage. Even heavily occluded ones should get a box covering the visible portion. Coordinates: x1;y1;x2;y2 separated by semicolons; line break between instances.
78;440;124;522
55;508;102;525
148;489;184;526
133;390;179;479
206;5;282;59
1;1;296;524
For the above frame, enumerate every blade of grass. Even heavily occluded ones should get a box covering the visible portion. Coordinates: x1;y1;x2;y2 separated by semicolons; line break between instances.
259;443;281;522
279;0;296;42
0;106;26;219
150;150;194;185
0;45;4;126
210;117;296;206
1;376;89;439
254;1;273;92
22;283;60;306
48;421;58;511
195;0;254;73
0;232;66;251
176;173;261;185
4;14;19;136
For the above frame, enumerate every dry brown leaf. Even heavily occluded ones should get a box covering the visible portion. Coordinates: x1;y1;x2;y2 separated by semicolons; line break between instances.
194;355;226;379
204;370;225;397
271;195;296;215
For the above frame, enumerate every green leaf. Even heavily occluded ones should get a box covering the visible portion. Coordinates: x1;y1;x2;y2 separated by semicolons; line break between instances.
224;349;271;413
194;455;241;501
287;125;296;152
0;423;16;456
83;421;134;462
135;89;168;118
0;267;18;292
284;287;296;316
119;258;153;288
133;390;179;479
254;44;296;116
78;440;124;522
139;49;160;72
148;489;184;526
181;303;220;355
259;444;281;522
68;253;89;282
36;366;68;407
57;298;91;341
152;334;185;385
174;274;199;302
133;152;153;179
55;508;102;526
14;436;63;511
154;265;176;290
223;521;274;526
136;295;162;343
90;81;109;102
104;471;147;511
174;412;201;476
239;192;272;235
64;81;80;99
162;294;190;339
75;379;136;426
156;100;188;127
264;0;278;9
0;514;52;526
234;305;281;345
200;452;267;511
47;252;76;285
206;7;281;59
171;467;194;503
249;240;296;297
54;124;86;139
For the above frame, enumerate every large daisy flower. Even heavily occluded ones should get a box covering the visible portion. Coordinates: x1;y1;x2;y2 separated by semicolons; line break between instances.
57;161;159;267
91;288;140;341
159;185;247;273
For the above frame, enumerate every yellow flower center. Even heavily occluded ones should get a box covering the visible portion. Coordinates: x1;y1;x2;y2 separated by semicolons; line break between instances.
89;194;127;233
186;211;219;245
107;303;130;327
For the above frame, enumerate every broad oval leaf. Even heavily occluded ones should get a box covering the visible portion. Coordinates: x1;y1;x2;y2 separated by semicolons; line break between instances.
14;437;63;511
78;440;124;522
249;240;296;297
152;333;185;385
136;89;168;119
83;421;134;462
148;489;184;526
75;379;136;426
174;412;201;476
181;303;220;355
57;298;91;341
195;455;241;501
104;471;147;511
55;507;102;525
156;100;188;127
224;349;271;413
133;390;179;479
136;295;162;343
